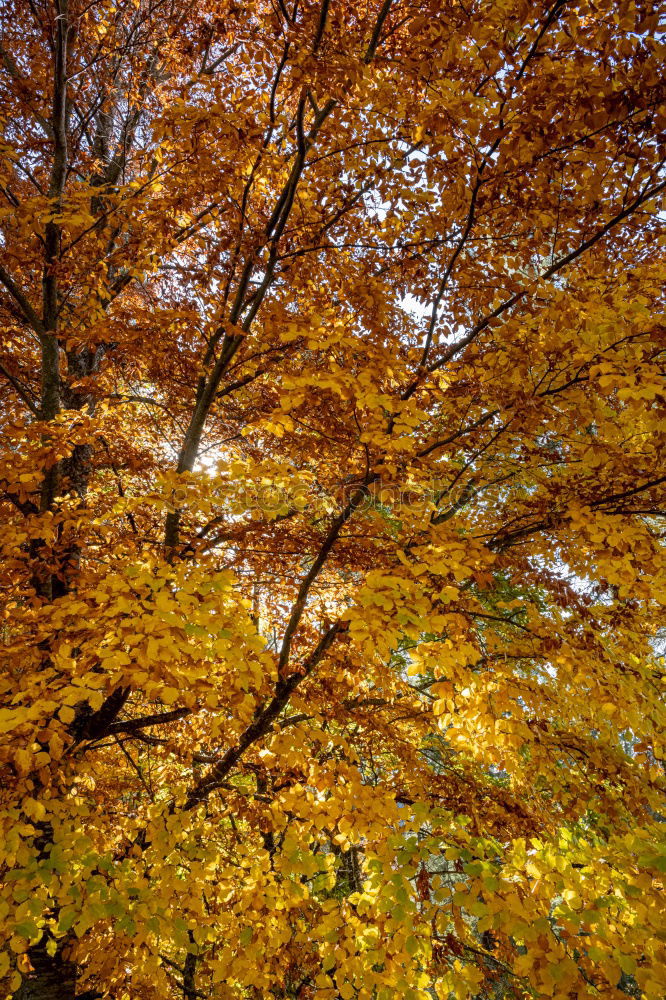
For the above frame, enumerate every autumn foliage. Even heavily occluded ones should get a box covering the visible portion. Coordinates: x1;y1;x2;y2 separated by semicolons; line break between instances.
0;0;665;998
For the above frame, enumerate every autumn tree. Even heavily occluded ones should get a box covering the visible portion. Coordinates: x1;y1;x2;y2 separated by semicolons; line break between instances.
0;0;664;998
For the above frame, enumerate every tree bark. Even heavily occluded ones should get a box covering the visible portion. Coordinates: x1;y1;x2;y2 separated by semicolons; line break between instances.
15;937;77;1000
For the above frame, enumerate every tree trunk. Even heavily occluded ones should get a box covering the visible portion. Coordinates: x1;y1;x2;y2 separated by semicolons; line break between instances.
15;937;77;1000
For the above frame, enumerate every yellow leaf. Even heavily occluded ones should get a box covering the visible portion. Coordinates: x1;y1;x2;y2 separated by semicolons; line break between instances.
23;797;46;821
14;748;32;774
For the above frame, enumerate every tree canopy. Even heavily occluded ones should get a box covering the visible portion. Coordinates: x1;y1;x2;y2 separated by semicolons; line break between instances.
0;0;665;998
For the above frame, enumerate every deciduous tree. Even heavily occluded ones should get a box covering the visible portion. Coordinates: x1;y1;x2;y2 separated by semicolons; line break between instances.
0;1;664;998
